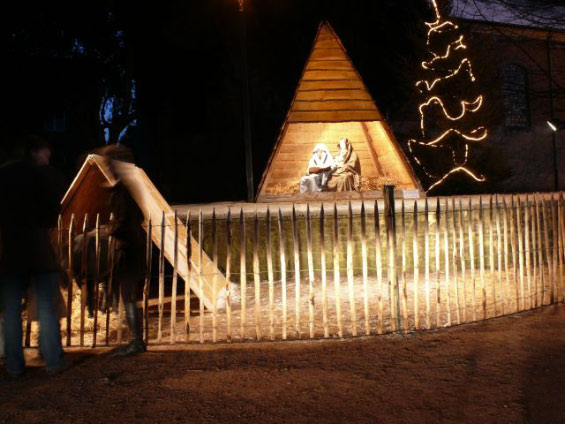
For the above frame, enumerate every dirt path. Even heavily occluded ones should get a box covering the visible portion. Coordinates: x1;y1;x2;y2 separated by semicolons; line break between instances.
2;305;565;423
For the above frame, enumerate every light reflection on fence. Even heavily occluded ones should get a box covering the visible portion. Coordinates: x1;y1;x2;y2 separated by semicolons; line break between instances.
23;190;565;347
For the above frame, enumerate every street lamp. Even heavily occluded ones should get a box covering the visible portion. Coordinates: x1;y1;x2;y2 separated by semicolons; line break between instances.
547;119;563;191
547;120;558;132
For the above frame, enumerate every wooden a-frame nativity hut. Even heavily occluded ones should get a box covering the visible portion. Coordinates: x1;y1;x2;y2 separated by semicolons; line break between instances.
257;21;423;202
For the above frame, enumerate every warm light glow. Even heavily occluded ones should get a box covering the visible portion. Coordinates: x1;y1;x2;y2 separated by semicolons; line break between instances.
416;58;476;92
548;120;558;131
430;127;486;145
419;96;483;132
422;35;466;70
238;0;244;11
407;0;487;192
427;167;486;192
430;0;442;21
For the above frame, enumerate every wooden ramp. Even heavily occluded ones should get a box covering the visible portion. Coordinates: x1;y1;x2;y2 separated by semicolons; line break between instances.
60;154;224;311
257;21;422;202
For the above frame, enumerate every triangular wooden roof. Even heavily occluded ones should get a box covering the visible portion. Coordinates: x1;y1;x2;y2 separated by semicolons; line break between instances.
288;22;381;123
257;21;422;201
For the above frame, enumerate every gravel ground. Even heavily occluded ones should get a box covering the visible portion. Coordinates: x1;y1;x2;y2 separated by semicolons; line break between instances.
1;304;565;423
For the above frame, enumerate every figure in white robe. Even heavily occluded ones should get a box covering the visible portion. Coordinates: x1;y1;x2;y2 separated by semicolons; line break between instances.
299;143;335;193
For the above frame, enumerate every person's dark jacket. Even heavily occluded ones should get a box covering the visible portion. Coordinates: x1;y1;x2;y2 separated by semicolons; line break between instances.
108;181;145;253
107;180;146;285
0;160;65;275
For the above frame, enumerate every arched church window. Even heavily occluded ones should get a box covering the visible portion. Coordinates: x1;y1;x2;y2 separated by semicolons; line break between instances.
502;63;530;129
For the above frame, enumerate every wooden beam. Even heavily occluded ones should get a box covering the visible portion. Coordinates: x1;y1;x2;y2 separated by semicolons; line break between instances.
288;110;381;122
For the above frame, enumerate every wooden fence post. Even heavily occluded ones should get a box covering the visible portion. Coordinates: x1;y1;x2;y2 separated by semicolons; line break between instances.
552;196;559;303
435;198;441;327
253;211;262;340
451;199;460;324
488;197;496;315
320;204;329;338
80;214;88;346
443;199;451;326
171;210;179;344
495;196;503;315
413;201;420;329
66;214;74;346
212;209;218;343
347;201;357;336
478;198;486;320
541;197;552;305
458;199;467;322
535;196;544;306
424;199;431;329
558;193;565;302
509;197;519;311
502;197;511;314
517;198;525;311
374;201;383;335
157;211;165;343
468;198;477;322
531;199;539;308
92;214;101;348
524;196;532;309
240;208;247;339
278;208;288;340
384;185;400;331
292;205;301;338
306;204;315;338
198;210;204;343
106;213;115;345
361;201;371;335
143;215;152;344
225;208;232;342
334;203;343;337
266;208;275;341
400;200;409;332
523;197;530;309
186;212;194;339
557;193;565;301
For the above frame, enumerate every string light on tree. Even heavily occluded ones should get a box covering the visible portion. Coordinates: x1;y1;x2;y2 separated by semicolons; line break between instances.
422;35;465;70
408;0;488;192
416;58;477;92
419;96;483;129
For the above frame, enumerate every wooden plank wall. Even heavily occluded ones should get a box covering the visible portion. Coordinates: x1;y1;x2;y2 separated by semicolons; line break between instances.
262;122;419;195
288;24;380;123
257;22;422;200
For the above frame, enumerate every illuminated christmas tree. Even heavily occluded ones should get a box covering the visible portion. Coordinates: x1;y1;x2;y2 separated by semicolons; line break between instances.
408;0;487;192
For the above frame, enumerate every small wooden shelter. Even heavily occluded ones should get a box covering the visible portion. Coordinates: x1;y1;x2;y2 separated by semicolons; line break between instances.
60;154;225;311
257;21;422;202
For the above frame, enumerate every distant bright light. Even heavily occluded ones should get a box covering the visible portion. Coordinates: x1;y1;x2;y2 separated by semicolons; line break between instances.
548;120;558;131
72;38;86;55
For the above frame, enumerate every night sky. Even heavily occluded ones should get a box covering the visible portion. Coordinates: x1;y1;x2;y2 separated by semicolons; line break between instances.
4;0;430;202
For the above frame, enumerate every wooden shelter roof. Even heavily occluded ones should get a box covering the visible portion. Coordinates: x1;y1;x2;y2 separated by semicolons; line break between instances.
61;154;225;311
288;22;381;123
256;21;422;202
